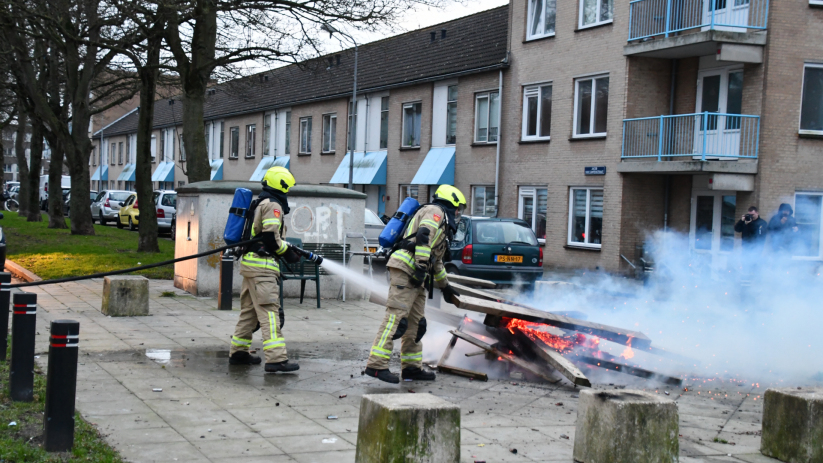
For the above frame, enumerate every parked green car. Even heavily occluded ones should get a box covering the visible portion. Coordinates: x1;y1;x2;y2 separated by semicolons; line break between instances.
447;216;543;286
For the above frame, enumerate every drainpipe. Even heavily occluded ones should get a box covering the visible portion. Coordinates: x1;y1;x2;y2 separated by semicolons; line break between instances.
493;68;503;217
363;95;370;153
664;59;678;232
273;110;278;157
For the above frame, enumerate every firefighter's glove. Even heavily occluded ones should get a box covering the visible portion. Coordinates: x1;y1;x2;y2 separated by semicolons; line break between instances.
260;232;279;255
392;317;408;340
442;284;460;306
279;306;285;329
415;227;430;246
414;317;427;343
283;245;301;264
410;265;427;288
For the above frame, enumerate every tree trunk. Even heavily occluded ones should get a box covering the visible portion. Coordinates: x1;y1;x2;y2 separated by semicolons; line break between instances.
26;118;43;221
46;133;67;229
65;126;95;235
14;109;29;216
135;35;161;253
181;88;209;183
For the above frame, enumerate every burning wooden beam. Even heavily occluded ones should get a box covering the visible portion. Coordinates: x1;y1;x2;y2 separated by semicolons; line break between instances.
437;365;488;381
452;295;652;348
508;326;591;387
449;330;559;383
574;355;683;386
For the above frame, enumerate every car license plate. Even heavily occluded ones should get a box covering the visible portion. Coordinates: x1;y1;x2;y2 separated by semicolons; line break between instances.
366;247;377;253
494;255;523;263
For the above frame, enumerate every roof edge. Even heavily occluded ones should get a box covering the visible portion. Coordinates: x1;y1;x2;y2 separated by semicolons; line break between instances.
93;107;139;138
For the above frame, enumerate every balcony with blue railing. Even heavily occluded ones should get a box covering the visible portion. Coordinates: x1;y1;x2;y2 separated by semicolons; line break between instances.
622;112;759;161
626;0;769;58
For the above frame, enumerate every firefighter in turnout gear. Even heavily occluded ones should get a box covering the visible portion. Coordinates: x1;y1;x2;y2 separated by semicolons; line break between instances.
229;166;302;373
365;185;466;383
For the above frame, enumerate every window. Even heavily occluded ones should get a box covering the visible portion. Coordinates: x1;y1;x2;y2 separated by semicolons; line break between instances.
230;126;240;158
527;0;556;40
125;136;131;163
348;102;357;151
446;86;458;145
795;193;823;258
171;130;176;161
522;84;552;140
118;181;123;190
92;147;97;166
219;122;224;158
159;131;165;161
800;64;823;134
178;181;185;189
399;185;419;205
474;92;500;143
151;135;156;162
579;0;613;28
402;102;422;148
245;125;256;158
568;187;603;248
380;97;389;149
472;186;496;217
322;114;337;153
284;111;291;155
179;133;186;161
299;117;312;154
204;125;210;159
263;116;271;155
574;75;609;138
519;187;548;240
475;221;538;245
118;142;123;165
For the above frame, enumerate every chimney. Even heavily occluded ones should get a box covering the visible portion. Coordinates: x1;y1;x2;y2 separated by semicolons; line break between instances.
430;31;436;42
441;29;447;39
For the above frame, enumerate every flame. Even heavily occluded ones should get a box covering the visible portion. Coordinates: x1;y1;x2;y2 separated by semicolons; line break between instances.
620;336;635;360
505;318;577;353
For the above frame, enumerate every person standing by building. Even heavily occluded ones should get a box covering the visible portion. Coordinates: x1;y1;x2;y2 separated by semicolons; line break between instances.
229;166;300;373
768;203;799;255
364;185;466;384
734;206;768;255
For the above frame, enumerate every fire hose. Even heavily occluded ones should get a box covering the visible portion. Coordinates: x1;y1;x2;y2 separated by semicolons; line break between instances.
8;239;324;289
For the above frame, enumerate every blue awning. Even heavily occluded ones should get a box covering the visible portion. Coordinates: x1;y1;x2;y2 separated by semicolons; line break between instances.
210;159;223;181
273;155;290;169
151;162;175;182
411;147;455;185
329;151;387;185
250;156;275;181
117;164;136;182
91;165;108;181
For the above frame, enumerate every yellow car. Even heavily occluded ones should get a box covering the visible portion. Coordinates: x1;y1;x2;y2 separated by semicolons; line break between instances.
117;193;140;230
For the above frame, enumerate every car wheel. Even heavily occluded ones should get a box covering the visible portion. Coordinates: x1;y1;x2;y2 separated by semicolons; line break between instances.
446;265;459;275
99;212;106;225
116;216;123;229
128;217;136;231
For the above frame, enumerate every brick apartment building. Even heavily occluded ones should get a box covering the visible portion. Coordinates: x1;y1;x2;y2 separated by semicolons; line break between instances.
91;1;823;272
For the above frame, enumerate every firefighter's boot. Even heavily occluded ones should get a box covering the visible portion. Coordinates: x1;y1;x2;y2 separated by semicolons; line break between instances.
401;366;436;381
265;360;299;373
229;351;262;365
364;367;400;384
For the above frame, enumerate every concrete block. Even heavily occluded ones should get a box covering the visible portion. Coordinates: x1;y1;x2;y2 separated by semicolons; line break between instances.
761;387;823;463
102;276;149;317
355;393;460;463
573;389;679;463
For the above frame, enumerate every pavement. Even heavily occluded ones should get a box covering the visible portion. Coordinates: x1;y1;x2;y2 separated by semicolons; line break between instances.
13;278;782;463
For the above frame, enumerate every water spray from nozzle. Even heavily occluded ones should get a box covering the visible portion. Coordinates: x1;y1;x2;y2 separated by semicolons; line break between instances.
291;245;324;265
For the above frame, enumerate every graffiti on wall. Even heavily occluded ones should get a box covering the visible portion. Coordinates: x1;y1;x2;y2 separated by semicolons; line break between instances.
289;203;351;243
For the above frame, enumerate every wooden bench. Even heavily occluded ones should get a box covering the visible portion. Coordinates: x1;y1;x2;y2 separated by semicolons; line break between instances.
278;239;348;309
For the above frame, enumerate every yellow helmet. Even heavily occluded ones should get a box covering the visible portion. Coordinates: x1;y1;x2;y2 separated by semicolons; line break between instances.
433;185;467;209
262;166;296;193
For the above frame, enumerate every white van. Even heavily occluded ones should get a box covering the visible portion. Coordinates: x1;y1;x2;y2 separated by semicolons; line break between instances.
40;175;71;210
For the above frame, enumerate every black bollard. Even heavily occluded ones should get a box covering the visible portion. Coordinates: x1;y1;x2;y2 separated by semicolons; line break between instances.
44;320;79;452
218;251;233;310
0;272;10;361
10;292;36;401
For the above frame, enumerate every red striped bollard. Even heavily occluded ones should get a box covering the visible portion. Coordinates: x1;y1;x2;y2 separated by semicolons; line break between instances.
44;320;80;452
10;292;36;401
0;272;10;360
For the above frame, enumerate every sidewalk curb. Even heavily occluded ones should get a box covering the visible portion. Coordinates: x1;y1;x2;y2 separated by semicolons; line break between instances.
4;259;42;282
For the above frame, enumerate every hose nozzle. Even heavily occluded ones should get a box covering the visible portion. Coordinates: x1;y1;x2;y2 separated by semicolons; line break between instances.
292;245;324;265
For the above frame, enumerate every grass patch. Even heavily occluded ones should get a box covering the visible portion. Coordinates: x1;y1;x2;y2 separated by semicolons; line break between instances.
159;291;176;297
2;213;174;280
713;437;729;444
0;341;123;462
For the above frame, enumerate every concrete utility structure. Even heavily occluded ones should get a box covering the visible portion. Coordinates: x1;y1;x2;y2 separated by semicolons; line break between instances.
761;387;823;463
174;181;365;299
355;394;460;463
573;389;679;463
101;276;149;316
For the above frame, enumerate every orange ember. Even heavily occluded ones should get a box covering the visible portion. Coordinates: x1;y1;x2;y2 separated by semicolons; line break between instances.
620;336;635;359
505;318;578;353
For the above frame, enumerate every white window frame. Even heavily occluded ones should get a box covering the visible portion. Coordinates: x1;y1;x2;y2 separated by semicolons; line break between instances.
179;133;186;161
229;126;239;159
322;113;337;153
793;192;823;260
379;97;389;149
527;0;557;40
471;185;496;217
522;83;552;141
811;0;823;6
299;117;312;154
150;135;156;162
401;102;422;148
799;63;823;136
446;85;458;145
567;187;604;249
399;184;419;206
578;0;614;29
573;75;609;138
245;124;256;158
518;186;548;244
474;91;500;144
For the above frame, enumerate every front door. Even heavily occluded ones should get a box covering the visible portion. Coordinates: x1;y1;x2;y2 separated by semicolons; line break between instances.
702;0;750;31
690;190;737;253
695;68;744;159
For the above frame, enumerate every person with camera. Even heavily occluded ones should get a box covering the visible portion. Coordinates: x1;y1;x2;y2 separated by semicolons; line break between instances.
734;206;768;255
